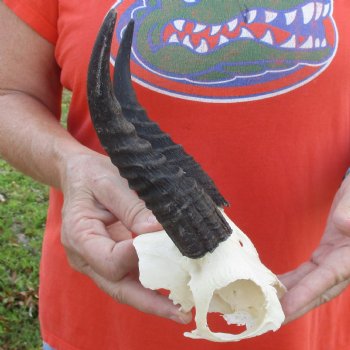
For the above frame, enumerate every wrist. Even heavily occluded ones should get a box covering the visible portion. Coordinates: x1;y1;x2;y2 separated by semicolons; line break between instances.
54;137;100;191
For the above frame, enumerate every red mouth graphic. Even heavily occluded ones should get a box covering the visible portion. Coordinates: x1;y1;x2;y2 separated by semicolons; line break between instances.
162;7;334;54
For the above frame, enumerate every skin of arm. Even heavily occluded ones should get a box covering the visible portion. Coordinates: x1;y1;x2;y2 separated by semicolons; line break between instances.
0;2;191;324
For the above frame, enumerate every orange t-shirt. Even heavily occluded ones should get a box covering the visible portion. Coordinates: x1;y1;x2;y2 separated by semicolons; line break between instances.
4;1;350;349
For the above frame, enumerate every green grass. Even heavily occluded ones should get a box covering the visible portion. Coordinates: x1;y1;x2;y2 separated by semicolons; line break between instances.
0;90;71;350
0;163;48;350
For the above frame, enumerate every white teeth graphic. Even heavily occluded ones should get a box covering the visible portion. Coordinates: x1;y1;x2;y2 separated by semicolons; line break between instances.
265;10;277;23
247;10;257;23
315;2;323;20
196;38;209;53
302;3;315;24
300;35;313;49
219;35;229;45
174;19;185;31
168;34;179;43
171;2;331;53
193;24;207;33
240;27;254;39
323;3;330;17
193;23;206;33
261;30;274;45
210;25;221;36
227;19;238;32
285;10;297;25
183;35;193;49
281;35;296;48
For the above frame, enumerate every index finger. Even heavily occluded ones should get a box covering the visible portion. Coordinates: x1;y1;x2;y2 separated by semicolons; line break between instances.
77;218;138;281
282;278;349;323
281;263;341;319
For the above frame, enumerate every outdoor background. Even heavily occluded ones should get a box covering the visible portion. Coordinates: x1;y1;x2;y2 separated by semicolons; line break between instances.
0;91;71;350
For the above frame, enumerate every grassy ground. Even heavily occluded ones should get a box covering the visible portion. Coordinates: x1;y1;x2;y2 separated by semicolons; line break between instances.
0;162;48;350
0;91;71;350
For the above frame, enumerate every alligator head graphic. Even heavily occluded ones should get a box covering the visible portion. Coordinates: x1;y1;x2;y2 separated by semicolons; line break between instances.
113;0;337;101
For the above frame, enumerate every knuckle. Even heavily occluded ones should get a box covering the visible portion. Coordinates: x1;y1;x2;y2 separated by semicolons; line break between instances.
66;254;79;271
60;233;69;249
92;174;113;189
60;217;78;249
319;292;332;305
65;250;87;274
123;200;146;228
60;221;71;249
113;286;127;305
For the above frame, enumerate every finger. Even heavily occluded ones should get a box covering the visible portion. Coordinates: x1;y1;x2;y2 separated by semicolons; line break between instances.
92;175;162;233
278;261;316;290
86;269;192;324
71;219;138;281
280;264;343;319
65;247;89;274
283;278;350;323
107;221;133;242
62;188;117;226
94;201;118;225
332;186;350;235
66;222;192;324
123;200;162;234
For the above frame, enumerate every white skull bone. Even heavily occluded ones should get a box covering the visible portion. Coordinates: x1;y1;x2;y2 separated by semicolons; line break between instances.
133;211;285;342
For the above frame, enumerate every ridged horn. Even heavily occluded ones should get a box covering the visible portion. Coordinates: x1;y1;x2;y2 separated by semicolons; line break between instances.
113;20;228;207
87;9;231;258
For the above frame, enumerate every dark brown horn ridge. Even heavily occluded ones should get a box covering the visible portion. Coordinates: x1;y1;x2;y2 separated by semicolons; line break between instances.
87;9;232;258
113;20;228;208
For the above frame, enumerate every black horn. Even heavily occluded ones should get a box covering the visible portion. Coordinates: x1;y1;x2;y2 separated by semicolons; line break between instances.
113;20;228;207
87;9;231;258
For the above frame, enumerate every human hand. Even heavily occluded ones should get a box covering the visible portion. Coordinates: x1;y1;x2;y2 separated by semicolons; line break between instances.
279;175;350;323
60;151;192;324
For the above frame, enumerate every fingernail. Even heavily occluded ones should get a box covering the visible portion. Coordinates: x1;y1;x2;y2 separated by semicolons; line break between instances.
179;312;192;324
170;315;188;324
147;214;158;224
171;311;192;324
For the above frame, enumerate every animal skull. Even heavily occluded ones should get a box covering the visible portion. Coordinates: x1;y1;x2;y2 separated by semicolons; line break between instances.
134;211;285;342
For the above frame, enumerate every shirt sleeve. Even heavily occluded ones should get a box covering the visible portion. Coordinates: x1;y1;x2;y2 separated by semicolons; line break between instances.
3;0;58;45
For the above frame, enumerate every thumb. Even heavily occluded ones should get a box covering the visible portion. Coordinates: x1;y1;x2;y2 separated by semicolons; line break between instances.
332;179;350;236
93;175;162;234
124;200;163;234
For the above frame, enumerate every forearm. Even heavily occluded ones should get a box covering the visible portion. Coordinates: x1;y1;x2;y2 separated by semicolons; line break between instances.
0;2;97;189
0;91;93;189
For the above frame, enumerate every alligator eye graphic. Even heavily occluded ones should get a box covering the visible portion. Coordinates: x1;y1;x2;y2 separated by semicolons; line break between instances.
183;0;201;4
113;0;338;102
